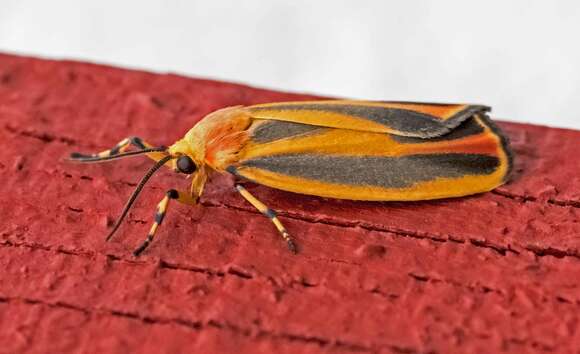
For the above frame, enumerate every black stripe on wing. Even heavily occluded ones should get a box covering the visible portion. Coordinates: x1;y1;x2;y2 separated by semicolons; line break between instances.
240;153;500;188
251;120;325;143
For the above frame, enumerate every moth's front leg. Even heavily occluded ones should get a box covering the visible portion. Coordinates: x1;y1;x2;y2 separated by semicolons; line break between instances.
133;189;197;256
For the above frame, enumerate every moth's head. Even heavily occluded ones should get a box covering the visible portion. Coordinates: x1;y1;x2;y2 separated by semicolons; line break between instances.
67;137;205;245
167;138;202;176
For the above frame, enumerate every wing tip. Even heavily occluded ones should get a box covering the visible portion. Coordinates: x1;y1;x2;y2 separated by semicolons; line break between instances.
476;113;514;183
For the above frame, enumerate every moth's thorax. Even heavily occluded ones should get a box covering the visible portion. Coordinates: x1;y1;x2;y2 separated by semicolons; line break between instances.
169;106;252;172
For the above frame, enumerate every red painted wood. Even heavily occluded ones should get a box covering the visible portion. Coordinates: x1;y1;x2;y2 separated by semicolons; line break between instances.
1;53;579;354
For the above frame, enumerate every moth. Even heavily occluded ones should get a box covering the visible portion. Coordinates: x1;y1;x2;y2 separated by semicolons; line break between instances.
69;100;513;255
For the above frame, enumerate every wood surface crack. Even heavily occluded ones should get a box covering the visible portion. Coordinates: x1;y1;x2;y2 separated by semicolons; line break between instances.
408;272;504;297
0;294;415;353
493;189;580;208
2;230;580;311
4;124;79;147
203;200;522;258
501;337;556;352
0;239;318;291
0;238;226;278
203;199;580;262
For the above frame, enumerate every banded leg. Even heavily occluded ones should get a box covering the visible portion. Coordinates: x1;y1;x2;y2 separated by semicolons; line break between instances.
133;189;198;256
235;184;297;253
69;136;166;162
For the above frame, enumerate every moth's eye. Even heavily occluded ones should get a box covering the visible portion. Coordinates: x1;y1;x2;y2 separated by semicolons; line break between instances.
176;155;197;174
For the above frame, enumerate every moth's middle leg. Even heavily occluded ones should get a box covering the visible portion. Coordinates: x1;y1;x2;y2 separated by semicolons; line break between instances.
234;184;297;253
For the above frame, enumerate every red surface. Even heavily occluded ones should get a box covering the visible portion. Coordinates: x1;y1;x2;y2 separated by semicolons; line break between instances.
1;53;579;354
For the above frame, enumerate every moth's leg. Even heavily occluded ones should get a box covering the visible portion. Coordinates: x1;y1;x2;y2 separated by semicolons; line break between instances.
133;189;197;256
69;136;166;162
234;184;297;253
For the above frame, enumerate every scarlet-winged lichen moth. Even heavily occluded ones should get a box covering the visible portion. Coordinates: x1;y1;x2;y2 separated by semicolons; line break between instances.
68;100;513;255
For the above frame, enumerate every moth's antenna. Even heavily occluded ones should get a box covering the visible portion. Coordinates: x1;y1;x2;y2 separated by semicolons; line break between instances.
106;155;174;242
68;147;167;163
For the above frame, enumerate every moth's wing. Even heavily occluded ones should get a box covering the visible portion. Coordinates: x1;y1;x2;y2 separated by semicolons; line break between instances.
228;115;512;201
247;100;490;138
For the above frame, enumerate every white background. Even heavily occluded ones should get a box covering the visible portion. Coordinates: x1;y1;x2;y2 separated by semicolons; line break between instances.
1;0;579;129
